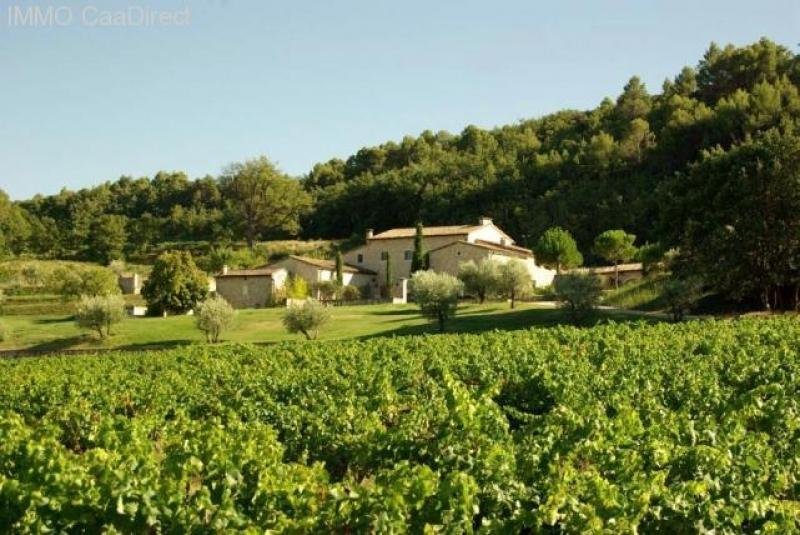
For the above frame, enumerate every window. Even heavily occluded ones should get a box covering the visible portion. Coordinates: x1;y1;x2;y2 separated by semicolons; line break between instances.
404;250;412;261
357;254;363;263
380;251;388;261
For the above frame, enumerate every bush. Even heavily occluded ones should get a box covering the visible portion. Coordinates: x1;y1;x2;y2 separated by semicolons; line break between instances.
57;266;120;301
282;299;331;340
0;320;5;342
553;273;602;323
142;251;208;316
312;280;339;300
411;270;463;332
340;284;361;301
663;278;703;321
195;295;236;343
285;275;309;299
458;259;499;303
75;294;125;339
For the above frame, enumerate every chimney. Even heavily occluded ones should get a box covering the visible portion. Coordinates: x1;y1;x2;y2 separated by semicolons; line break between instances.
366;228;374;240
222;265;229;275
478;216;492;226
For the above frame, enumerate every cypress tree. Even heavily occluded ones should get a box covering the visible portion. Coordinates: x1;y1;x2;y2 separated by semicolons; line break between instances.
411;222;426;273
384;252;392;298
334;250;344;286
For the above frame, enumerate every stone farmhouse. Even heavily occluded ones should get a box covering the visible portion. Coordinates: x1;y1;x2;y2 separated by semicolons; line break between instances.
214;218;555;309
344;217;555;289
215;255;375;308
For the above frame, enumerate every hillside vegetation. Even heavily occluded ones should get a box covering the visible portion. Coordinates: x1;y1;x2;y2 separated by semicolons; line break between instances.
1;38;799;308
0;318;798;532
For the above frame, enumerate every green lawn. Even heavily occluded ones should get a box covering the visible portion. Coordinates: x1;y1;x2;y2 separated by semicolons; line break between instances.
0;302;656;352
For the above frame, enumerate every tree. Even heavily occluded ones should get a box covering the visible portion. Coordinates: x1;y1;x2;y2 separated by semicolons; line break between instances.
384;252;392;298
410;270;463;332
533;227;583;274
87;214;127;264
141;251;208;315
282;299;330;340
665;129;800;310
220;156;311;248
410;222;426;273
497;260;532;309
195;295;236;343
593;230;637;288
553;273;602;323
334;250;344;286
458;258;499;303
75;294;125;339
662;278;702;322
57;266;120;301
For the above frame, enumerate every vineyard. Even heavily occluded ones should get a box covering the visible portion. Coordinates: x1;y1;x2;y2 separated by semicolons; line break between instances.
0;318;798;532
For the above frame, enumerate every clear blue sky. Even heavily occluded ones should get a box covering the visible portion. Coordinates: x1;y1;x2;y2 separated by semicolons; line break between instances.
1;0;797;199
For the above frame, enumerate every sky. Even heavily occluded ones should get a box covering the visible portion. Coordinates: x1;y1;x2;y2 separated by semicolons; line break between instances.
0;0;797;200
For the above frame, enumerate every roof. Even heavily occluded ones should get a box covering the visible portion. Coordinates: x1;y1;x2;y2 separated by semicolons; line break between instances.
283;255;377;275
428;240;533;259
572;263;643;275
216;267;281;278
370;225;481;240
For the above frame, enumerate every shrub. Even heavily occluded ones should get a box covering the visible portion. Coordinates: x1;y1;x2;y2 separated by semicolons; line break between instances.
285;275;309;299
553;273;602;323
458;258;499;303
195;295;236;343
282;299;331;340
411;270;463;332
313;280;339;300
497;260;532;309
142;251;208;316
75;294;125;339
57;266;120;301
663;278;703;321
0;320;5;342
340;284;361;301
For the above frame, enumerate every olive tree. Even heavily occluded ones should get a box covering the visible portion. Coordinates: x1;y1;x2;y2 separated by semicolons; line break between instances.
75;294;125;339
497;260;532;309
410;270;463;332
282;299;331;340
195;295;236;343
458;258;499;303
553;273;602;323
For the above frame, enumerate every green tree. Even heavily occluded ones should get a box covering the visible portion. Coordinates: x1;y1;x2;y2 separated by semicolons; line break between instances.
75;294;125;339
458;258;499;303
410;270;463;332
87;214;127;264
593;230;637;288
410;222;426;273
497;260;531;309
285;275;309;299
141;251;208;315
282;299;330;340
195;295;236;343
662;278;703;322
533;227;583;274
334;250;344;286
384;252;392;298
57;266;120;301
220;156;311;248
553;273;602;323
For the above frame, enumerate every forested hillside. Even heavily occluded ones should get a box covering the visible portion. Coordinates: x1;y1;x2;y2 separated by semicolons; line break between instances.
1;38;799;306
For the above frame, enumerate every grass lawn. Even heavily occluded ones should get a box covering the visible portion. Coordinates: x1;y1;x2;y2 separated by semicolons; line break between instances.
0;302;657;352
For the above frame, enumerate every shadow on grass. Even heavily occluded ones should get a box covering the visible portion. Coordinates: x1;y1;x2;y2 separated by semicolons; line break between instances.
26;335;88;353
113;340;195;352
359;307;661;340
33;316;74;325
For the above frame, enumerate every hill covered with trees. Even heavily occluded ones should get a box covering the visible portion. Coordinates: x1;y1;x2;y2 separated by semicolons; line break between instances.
1;38;799;308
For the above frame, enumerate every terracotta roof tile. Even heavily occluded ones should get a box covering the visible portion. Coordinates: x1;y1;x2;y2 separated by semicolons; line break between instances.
286;256;376;275
369;225;479;239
